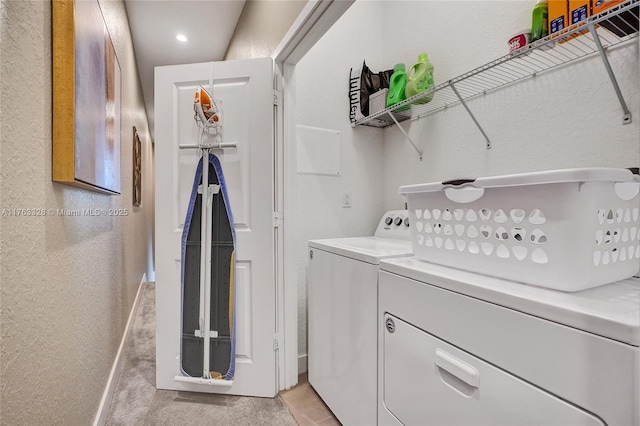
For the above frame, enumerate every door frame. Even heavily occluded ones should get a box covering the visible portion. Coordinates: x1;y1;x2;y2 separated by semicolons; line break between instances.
272;0;355;391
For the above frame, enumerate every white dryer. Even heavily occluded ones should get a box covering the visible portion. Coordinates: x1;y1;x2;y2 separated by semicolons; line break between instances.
308;210;412;426
378;257;640;426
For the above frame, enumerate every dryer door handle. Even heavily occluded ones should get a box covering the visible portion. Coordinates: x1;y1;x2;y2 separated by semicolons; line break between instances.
435;349;479;388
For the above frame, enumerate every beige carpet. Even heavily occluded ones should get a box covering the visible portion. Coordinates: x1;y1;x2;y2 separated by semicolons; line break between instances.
105;283;297;426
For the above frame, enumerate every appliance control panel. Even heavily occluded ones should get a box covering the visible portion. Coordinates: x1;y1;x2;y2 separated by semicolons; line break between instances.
374;210;411;240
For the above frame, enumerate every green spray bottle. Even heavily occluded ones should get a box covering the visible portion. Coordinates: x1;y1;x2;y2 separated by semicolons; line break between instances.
531;0;549;42
405;53;434;104
386;63;409;111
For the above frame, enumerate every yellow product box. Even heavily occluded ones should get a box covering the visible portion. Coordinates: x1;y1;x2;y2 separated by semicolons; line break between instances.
592;0;625;14
549;0;570;36
569;0;591;38
570;0;591;24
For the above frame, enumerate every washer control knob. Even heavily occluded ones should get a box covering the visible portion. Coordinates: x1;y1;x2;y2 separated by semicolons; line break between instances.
385;217;393;226
404;217;410;227
394;217;403;226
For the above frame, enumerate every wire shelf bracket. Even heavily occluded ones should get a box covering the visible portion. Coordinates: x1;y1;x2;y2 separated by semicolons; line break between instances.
450;82;492;149
588;22;633;124
388;111;423;160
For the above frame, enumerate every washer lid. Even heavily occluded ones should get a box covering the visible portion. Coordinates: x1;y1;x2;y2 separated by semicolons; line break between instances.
380;257;640;346
309;236;413;264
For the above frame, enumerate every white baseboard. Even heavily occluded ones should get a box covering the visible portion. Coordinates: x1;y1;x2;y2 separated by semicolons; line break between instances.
298;353;308;374
93;274;147;426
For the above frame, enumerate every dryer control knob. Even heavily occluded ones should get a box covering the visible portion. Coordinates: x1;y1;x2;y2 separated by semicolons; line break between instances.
385;217;393;226
404;217;410;227
385;317;395;333
394;217;403;226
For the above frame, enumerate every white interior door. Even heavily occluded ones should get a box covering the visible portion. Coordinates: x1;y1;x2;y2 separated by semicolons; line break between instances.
155;58;276;397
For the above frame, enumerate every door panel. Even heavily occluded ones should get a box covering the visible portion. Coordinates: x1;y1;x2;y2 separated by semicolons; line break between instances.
235;260;253;361
155;58;276;397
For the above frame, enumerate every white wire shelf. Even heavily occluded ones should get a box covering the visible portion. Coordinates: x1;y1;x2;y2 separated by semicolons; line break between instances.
352;0;639;138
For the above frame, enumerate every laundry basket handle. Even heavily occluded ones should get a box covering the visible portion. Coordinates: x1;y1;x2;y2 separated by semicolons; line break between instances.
442;178;484;203
442;178;476;186
613;168;640;200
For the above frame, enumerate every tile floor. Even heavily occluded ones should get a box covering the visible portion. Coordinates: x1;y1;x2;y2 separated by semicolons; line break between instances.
280;373;341;425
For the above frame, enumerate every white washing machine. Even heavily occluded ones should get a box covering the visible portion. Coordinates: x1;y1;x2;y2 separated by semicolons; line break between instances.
308;210;413;426
378;257;640;426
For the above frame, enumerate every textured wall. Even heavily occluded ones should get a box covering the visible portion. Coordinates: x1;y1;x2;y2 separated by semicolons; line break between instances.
0;0;154;424
224;0;307;60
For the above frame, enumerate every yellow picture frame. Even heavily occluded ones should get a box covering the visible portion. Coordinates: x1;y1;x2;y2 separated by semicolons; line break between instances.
52;0;121;194
133;126;142;206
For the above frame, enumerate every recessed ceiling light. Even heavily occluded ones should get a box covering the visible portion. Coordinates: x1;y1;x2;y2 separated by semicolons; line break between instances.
176;34;188;42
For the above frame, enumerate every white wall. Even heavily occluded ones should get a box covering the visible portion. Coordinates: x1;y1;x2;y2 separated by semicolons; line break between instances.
0;1;154;423
224;0;307;60
295;1;389;368
296;0;639;367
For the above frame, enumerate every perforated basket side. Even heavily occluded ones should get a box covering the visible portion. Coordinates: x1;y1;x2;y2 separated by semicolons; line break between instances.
405;180;640;291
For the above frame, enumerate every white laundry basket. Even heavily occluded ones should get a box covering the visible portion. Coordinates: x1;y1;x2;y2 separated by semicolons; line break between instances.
400;168;640;292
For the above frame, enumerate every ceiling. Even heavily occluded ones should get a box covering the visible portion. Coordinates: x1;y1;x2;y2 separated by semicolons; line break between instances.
124;0;246;141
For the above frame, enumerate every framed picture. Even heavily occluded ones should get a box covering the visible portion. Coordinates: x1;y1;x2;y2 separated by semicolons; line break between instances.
133;126;142;206
52;0;121;194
